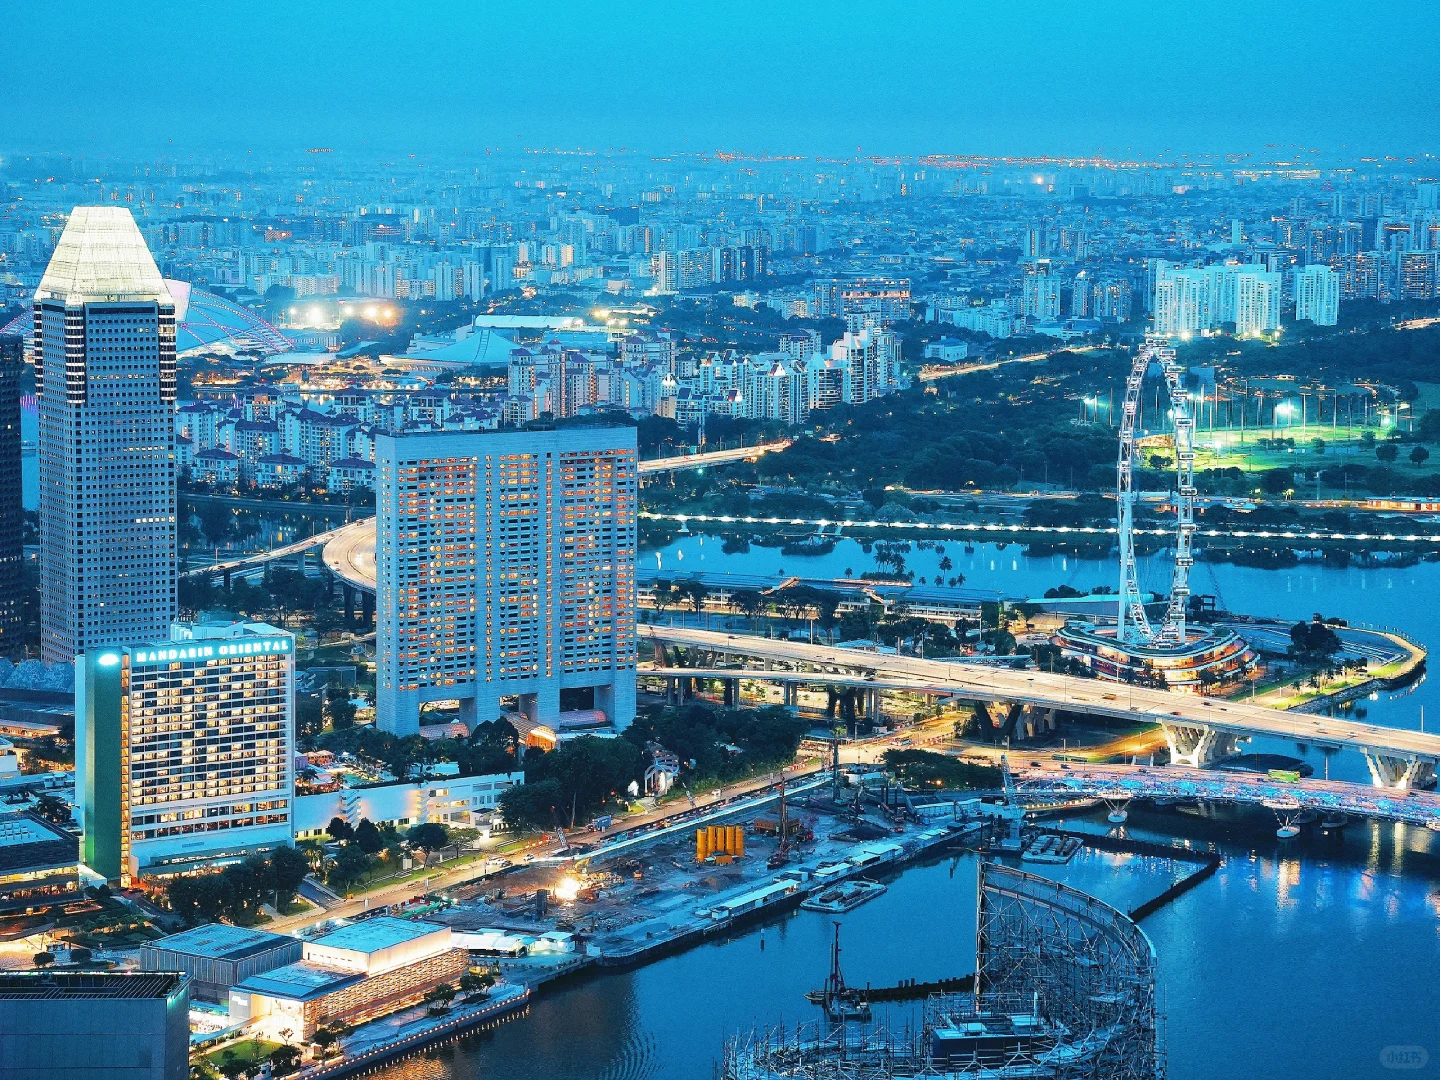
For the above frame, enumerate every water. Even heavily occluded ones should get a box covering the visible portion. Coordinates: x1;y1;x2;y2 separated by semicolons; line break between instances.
374;810;1440;1080
650;532;1440;785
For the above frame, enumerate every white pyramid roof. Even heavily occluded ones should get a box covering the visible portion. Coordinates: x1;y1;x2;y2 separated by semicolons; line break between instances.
35;206;172;305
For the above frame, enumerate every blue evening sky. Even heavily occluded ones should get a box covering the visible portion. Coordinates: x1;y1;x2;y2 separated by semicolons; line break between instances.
3;0;1438;157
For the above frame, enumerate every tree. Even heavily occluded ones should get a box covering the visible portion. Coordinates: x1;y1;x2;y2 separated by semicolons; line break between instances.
325;682;356;729
268;1045;303;1077
33;793;70;825
1311;437;1326;455
406;822;450;856
268;846;311;910
675;580;711;627
730;588;765;628
651;579;677;619
1410;445;1430;467
32;951;54;968
326;817;354;843
311;1029;338;1058
354;818;384;854
1376;442;1398;464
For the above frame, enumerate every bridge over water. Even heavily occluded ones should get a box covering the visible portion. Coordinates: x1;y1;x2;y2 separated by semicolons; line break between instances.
639;625;1440;792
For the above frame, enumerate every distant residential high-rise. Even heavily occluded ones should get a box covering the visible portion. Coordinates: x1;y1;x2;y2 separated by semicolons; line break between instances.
34;207;177;663
76;621;295;885
1294;265;1341;326
1021;260;1060;320
1233;268;1283;336
0;335;22;653
376;428;637;736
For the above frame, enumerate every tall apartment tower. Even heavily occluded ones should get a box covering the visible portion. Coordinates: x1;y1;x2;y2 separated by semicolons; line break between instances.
0;334;23;653
376;427;637;737
35;207;177;662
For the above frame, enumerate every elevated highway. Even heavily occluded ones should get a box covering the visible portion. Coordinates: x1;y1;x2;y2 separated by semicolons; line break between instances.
638;625;1440;791
319;441;790;595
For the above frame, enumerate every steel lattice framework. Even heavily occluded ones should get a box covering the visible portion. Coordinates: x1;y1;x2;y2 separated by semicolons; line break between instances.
719;864;1164;1080
1117;334;1195;646
977;863;1163;1080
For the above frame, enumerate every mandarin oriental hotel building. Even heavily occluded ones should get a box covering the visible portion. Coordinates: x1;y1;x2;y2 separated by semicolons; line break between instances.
76;621;295;885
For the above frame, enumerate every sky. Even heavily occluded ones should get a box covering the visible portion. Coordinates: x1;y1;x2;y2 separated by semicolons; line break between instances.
4;0;1440;160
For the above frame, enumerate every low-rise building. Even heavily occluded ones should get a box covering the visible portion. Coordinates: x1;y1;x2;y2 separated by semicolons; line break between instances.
140;924;303;1003
229;917;467;1039
0;812;82;926
292;771;523;839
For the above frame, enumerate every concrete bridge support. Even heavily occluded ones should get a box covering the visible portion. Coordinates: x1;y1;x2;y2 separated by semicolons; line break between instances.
1162;723;1240;768
1362;751;1438;791
783;683;798;708
360;591;375;627
722;677;739;707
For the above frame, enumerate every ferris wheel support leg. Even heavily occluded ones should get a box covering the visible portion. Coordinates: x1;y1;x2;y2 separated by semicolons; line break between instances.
1362;751;1437;791
1163;723;1239;768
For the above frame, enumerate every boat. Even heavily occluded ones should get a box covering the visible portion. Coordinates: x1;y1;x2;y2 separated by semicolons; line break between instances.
1426;820;1440;833
804;923;872;1024
801;879;887;914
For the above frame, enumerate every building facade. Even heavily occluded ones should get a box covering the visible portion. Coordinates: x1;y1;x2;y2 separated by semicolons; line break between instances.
0;335;21;652
34;207;178;661
0;971;190;1080
376;427;637;736
76;621;295;884
1294;264;1340;325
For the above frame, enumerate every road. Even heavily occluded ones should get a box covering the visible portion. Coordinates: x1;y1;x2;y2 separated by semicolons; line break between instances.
321;441;791;594
182;520;366;579
638;625;1440;768
265;757;828;935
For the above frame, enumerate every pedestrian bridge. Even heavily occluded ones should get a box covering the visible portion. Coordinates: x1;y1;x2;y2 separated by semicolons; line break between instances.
639;625;1440;791
1011;763;1440;830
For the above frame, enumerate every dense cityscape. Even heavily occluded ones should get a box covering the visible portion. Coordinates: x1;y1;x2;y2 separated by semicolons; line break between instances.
3;5;1440;1080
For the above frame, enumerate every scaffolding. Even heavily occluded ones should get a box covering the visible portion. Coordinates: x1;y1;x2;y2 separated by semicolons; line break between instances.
720;863;1163;1080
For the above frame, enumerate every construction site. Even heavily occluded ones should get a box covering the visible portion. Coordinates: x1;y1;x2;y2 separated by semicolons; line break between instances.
424;761;1005;975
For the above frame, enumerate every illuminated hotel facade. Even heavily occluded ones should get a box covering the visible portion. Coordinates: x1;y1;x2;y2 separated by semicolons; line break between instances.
375;428;637;736
76;621;295;885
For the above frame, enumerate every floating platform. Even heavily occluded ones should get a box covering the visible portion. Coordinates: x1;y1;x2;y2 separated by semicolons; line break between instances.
1020;832;1082;864
801;879;887;913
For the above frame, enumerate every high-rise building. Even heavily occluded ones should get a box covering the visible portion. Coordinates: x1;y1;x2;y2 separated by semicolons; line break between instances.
0;335;22;653
376;428;637;736
76;621;295;885
1021;260;1060;320
34;207;177;662
1294;265;1340;326
1233;268;1283;336
0;971;191;1080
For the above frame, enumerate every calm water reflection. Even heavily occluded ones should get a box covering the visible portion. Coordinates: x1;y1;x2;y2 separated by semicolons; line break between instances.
376;810;1440;1080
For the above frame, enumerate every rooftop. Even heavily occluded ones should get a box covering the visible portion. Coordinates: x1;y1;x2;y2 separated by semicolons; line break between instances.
232;962;362;1002
308;916;447;956
144;923;297;962
35;207;172;306
0;971;185;1000
0;811;78;875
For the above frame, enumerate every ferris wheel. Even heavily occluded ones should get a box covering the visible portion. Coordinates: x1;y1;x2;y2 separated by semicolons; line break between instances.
1116;334;1196;647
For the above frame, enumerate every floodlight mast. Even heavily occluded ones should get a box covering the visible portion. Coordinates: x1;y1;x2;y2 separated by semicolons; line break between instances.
1117;334;1195;647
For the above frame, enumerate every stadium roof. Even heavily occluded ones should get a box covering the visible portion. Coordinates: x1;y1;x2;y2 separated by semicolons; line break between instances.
167;280;293;356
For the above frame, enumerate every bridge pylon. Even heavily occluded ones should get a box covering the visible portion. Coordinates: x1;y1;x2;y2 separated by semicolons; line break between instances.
1362;751;1438;791
1162;722;1240;768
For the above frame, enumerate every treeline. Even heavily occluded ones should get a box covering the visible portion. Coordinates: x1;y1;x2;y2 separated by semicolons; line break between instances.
165;847;310;926
498;704;810;829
